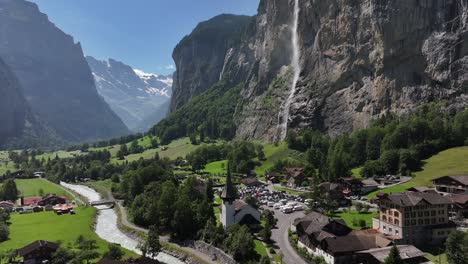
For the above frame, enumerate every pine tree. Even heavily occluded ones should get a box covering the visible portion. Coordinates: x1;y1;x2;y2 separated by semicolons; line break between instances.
383;245;402;264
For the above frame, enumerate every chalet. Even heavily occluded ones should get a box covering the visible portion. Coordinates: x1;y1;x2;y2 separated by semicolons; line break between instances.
318;182;349;206
38;195;67;206
220;173;261;228
283;167;307;188
294;212;392;264
433;175;468;194
16;240;59;264
0;201;15;212
240;177;264;187
361;179;380;195
372;192;455;245
407;186;437;193
265;172;281;183
356;245;432;264
22;195;67;206
339;178;363;196
447;194;468;218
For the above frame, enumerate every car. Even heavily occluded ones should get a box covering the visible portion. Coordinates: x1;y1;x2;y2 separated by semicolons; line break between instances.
293;205;304;211
267;201;275;207
280;199;288;205
274;203;281;209
281;206;293;214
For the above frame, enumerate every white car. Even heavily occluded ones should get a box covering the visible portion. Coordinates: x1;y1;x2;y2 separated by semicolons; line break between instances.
267;201;275;207
274;203;281;209
293;205;304;211
281;206;293;214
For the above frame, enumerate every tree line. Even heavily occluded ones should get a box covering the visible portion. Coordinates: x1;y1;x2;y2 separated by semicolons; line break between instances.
284;105;468;182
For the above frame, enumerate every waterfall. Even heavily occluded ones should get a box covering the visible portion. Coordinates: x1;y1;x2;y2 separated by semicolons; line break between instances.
276;0;301;142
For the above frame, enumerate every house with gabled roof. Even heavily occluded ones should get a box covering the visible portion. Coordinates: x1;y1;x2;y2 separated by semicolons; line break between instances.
433;175;468;194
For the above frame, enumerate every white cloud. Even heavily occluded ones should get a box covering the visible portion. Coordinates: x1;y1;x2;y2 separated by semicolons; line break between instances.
165;64;175;70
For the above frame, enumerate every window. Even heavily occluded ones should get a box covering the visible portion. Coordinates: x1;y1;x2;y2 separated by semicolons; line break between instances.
382;215;387;221
431;211;436;216
389;227;393;232
395;230;399;235
411;220;416;225
383;225;386;230
418;212;423;217
411;212;416;218
424;211;429;217
424;219;429;225
418;219;423;225
431;218;436;224
394;211;399;217
395;219;400;225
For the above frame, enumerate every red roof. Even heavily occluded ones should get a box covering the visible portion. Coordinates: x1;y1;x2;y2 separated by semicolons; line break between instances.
23;197;42;206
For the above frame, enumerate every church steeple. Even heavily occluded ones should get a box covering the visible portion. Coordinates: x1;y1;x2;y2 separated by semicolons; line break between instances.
221;168;237;201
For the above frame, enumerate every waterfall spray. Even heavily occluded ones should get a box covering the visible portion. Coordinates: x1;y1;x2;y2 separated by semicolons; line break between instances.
276;0;301;142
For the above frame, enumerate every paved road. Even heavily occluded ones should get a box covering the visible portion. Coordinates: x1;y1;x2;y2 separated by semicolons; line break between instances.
269;207;307;264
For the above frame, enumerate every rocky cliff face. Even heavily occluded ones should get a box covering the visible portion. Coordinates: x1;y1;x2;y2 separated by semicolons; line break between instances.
87;56;172;132
0;0;129;143
171;0;468;141
170;14;253;111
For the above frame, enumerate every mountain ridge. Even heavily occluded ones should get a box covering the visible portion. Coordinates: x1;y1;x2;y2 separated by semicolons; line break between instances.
86;56;172;132
0;0;129;144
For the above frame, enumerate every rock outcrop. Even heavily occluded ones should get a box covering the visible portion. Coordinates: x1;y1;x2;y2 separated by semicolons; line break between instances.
0;0;129;143
170;0;468;141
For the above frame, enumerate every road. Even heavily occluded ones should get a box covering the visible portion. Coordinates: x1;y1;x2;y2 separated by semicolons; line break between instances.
269;207;307;264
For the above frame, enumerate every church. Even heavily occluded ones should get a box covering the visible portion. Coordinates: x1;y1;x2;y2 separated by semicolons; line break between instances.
220;172;261;228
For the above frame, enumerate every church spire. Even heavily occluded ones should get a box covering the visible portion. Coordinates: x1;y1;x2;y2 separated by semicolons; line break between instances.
221;164;236;201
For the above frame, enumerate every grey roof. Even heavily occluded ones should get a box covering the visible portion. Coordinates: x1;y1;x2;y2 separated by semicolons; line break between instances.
386;192;452;207
436;175;468;186
319;182;341;191
362;178;379;186
357;245;428;262
407;186;436;193
221;172;237;200
17;240;59;257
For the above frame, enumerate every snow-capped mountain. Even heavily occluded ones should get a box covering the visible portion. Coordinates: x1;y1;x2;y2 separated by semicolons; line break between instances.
86;56;172;132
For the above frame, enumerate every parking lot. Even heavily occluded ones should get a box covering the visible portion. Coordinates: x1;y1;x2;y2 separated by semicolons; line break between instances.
239;185;308;214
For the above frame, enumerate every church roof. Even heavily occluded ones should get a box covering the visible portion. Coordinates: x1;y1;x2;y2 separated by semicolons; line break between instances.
221;172;237;200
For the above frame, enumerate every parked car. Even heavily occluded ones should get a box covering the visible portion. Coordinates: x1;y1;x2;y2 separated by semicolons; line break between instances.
267;201;275;207
281;206;293;214
294;205;304;211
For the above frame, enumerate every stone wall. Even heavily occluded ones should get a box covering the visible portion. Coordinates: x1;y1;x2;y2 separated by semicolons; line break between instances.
192;241;238;264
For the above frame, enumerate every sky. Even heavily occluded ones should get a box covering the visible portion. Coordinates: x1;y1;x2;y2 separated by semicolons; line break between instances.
29;0;259;75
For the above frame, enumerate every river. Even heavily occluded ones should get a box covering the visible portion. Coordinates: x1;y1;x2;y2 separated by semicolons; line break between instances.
60;182;184;264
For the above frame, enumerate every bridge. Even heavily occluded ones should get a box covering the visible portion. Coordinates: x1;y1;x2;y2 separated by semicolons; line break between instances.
90;200;116;207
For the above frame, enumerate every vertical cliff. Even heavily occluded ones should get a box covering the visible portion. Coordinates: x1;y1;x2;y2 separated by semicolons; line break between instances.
0;0;129;143
168;0;468;141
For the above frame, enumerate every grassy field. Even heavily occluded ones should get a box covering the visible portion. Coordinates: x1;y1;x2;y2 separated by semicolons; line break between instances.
35;150;83;161
15;178;69;198
0;208;135;258
366;146;468;198
329;211;378;230
254;142;305;176
203;160;227;174
111;137;224;164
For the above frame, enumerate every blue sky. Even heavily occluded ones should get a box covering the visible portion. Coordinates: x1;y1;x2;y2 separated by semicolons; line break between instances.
29;0;259;75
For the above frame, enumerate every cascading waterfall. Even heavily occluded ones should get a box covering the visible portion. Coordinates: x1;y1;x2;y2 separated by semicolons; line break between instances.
276;0;301;142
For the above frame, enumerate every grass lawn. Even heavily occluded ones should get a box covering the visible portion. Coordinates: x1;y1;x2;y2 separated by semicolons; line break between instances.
15;178;70;198
366;147;468;198
351;167;362;178
213;196;221;224
329;211;378;230
254;142;305;176
254;239;268;257
203;160;227;174
0;208;134;258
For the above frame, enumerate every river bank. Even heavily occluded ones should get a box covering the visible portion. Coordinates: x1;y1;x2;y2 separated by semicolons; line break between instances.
60;182;185;264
